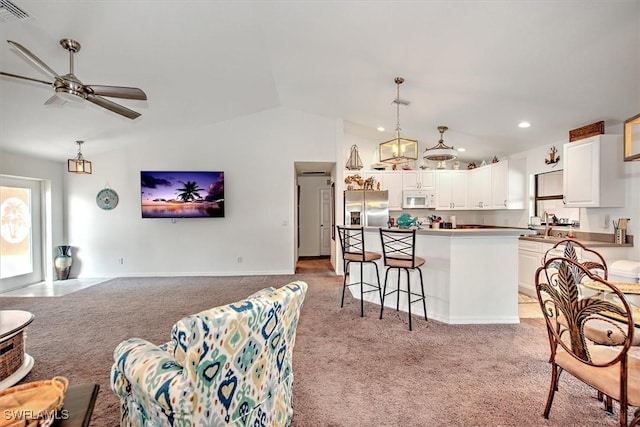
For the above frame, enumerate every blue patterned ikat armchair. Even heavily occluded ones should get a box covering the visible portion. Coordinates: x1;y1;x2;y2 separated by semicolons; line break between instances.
110;281;308;427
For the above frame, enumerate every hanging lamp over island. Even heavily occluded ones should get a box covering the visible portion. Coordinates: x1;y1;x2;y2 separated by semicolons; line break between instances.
379;77;418;166
423;126;457;162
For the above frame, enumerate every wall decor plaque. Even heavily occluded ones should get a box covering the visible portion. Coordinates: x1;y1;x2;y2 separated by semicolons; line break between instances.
569;121;605;142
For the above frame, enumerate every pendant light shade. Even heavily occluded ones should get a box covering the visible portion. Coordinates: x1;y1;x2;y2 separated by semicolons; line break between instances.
379;77;418;165
68;140;92;174
423;126;457;161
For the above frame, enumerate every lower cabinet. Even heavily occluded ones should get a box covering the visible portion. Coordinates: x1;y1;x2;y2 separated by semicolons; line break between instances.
518;240;544;298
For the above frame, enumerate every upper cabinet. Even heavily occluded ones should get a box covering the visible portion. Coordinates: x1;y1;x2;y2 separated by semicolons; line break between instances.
491;159;525;209
435;170;468;210
383;170;404;210
466;159;525;210
402;170;435;191
563;135;624;207
468;166;492;209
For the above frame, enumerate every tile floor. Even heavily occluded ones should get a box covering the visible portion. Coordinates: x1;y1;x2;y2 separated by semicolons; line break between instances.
0;278;110;297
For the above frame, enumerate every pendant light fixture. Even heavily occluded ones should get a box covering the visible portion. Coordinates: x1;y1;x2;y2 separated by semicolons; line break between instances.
67;140;92;174
379;77;418;165
423;125;457;161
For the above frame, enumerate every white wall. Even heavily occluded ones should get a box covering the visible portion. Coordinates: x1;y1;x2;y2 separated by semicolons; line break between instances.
64;107;336;277
0;151;66;280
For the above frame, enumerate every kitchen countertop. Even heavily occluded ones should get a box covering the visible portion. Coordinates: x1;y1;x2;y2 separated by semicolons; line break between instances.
363;225;526;237
518;233;633;248
359;225;634;248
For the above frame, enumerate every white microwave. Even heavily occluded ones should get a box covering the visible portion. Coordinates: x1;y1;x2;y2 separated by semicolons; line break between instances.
402;191;435;209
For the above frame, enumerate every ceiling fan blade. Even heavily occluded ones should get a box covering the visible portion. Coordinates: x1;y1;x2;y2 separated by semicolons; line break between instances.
87;94;141;119
7;40;60;79
0;71;52;86
87;85;147;100
44;94;66;106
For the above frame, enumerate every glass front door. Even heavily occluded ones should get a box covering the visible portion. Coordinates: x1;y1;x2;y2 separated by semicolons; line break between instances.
0;176;44;292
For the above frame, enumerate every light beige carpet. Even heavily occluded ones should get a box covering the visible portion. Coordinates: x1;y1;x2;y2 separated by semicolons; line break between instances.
2;273;633;426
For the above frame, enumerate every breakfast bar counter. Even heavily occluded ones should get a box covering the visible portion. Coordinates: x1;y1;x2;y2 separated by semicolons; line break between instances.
347;227;525;325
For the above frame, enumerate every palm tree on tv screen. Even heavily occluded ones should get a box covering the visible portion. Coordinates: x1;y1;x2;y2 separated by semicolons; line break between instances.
176;181;204;202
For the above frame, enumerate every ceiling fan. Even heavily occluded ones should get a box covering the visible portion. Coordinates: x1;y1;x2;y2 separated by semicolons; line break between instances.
0;38;147;119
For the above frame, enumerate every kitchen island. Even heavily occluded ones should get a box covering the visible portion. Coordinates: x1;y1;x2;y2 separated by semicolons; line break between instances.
347;227;527;325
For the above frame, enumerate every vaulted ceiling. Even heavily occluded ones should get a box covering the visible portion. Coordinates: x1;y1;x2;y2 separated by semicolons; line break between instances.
1;1;638;164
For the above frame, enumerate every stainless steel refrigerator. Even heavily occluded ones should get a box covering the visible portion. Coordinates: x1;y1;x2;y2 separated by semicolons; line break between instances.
344;190;389;227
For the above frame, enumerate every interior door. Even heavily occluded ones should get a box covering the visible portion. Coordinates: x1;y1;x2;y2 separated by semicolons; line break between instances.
0;176;44;292
319;187;332;256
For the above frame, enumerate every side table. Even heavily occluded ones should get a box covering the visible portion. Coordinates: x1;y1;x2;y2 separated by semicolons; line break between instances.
0;310;35;390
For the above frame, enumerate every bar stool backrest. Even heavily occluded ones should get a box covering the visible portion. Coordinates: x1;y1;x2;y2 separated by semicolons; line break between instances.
337;226;366;261
379;229;418;269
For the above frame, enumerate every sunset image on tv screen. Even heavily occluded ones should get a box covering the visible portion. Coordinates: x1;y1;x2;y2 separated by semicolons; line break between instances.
140;171;224;218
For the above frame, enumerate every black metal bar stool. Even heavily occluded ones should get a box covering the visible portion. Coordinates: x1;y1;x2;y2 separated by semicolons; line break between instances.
336;226;382;317
379;228;427;330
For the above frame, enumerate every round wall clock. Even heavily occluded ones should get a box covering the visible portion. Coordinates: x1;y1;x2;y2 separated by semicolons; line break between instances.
96;188;119;210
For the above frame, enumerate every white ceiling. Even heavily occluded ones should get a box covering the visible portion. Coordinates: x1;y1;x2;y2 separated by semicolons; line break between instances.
1;1;638;165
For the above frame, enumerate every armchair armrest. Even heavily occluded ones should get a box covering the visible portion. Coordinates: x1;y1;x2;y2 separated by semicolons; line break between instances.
111;338;194;416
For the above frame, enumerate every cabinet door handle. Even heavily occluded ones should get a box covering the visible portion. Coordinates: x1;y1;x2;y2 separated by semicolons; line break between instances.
504;200;507;207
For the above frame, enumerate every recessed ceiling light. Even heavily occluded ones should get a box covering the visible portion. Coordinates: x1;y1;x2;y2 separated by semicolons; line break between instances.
518;121;531;128
457;147;466;152
377;127;385;132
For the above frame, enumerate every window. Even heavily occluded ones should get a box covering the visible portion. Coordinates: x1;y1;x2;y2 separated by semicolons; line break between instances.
534;171;579;225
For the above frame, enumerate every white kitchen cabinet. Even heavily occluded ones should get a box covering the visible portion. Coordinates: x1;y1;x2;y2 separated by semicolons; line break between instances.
383;170;403;211
491;159;525;209
563;135;624;207
435;170;467;210
402;170;435;190
518;240;543;298
468;166;491;209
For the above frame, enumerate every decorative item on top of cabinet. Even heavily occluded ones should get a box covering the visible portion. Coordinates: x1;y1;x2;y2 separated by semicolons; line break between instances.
569;120;604;142
345;145;363;170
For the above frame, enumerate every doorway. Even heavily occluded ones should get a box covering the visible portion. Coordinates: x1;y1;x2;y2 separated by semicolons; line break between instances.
295;256;333;274
294;162;336;273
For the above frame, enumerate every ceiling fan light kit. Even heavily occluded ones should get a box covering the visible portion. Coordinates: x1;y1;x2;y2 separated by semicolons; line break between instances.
379;77;419;165
423;125;457;162
0;38;147;119
68;141;92;174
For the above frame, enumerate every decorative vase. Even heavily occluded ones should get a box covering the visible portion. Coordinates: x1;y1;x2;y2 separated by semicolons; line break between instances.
54;245;73;280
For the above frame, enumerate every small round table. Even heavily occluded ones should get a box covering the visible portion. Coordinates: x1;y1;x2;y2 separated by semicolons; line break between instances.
0;310;35;390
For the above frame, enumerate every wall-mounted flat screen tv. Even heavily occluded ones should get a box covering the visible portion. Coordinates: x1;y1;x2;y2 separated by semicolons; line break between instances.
140;171;224;218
